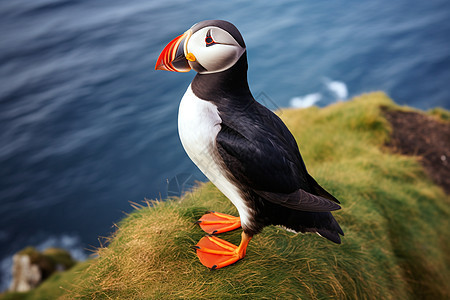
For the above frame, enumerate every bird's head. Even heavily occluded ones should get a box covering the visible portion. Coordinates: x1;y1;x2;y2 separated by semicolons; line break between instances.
155;20;246;74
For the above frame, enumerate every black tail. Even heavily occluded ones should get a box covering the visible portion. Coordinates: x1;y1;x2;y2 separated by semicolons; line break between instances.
317;214;344;244
305;174;344;243
307;174;340;204
277;208;344;244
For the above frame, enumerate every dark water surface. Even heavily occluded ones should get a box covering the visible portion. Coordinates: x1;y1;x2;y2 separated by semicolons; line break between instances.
1;0;449;289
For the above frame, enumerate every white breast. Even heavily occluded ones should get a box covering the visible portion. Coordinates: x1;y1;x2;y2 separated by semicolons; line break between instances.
178;85;252;226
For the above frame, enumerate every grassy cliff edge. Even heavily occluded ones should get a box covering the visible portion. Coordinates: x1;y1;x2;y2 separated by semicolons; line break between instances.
4;92;450;299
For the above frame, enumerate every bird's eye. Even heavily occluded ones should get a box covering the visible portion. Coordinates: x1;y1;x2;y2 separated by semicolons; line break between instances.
205;29;215;47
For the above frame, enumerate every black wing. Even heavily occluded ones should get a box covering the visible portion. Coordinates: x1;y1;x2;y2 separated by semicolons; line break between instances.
216;101;340;212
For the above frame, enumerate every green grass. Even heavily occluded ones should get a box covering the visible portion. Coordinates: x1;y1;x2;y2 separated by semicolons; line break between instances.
3;92;449;299
428;107;450;121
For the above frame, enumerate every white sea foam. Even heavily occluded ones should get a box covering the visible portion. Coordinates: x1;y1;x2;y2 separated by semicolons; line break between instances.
289;93;322;108
324;79;348;100
289;78;349;109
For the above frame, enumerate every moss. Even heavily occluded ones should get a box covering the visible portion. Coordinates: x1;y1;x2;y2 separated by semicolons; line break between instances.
42;248;76;270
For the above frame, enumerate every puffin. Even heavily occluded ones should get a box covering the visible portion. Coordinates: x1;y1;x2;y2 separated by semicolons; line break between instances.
155;20;344;269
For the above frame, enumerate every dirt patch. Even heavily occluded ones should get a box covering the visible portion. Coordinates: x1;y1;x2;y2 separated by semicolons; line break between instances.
384;109;450;194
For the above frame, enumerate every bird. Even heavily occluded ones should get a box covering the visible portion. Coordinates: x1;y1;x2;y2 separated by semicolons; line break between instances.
155;20;344;269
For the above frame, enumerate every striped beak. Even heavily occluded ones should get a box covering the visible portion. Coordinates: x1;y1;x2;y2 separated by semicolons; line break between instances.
155;30;192;72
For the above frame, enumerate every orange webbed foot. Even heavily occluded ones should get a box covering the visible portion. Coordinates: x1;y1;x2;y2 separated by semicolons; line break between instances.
196;211;241;234
194;232;251;269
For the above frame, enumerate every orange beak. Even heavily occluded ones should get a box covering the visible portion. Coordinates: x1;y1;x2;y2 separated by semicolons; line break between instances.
155;30;192;72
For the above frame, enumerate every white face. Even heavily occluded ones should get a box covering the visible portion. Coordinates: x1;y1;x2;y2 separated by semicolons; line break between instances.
186;26;246;74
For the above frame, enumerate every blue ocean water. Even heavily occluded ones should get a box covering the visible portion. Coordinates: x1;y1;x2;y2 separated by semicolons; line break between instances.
0;0;449;289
